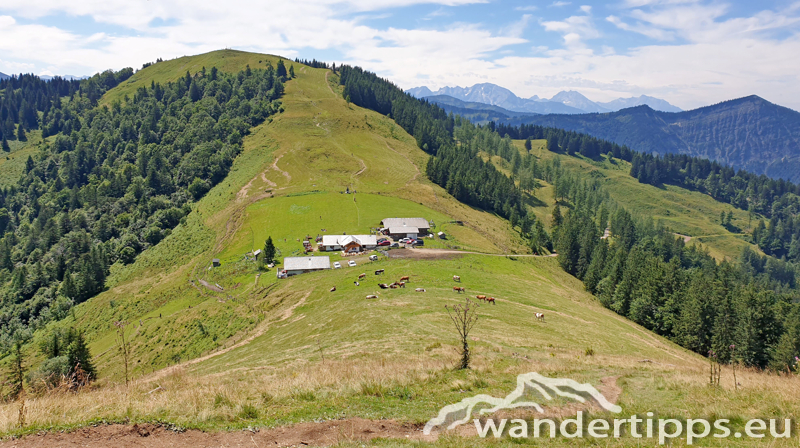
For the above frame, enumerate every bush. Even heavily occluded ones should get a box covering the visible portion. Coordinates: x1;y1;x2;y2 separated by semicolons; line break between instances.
27;355;70;391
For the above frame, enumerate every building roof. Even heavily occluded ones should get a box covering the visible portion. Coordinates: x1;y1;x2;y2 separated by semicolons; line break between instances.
389;226;419;235
381;218;430;230
320;235;377;246
283;256;331;271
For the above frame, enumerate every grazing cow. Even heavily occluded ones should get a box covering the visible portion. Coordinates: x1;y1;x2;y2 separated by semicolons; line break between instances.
453;275;461;282
400;276;410;282
375;269;385;275
354;281;360;286
366;295;378;299
398;281;406;288
330;286;336;292
415;288;426;292
390;284;399;289
358;273;366;280
453;286;465;293
486;297;496;305
535;312;545;322
476;295;486;301
378;283;389;289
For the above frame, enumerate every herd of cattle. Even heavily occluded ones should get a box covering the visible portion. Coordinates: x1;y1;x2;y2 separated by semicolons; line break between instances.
327;269;545;322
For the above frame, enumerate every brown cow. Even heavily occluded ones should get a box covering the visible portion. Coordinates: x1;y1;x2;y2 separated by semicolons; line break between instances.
453;275;461;282
400;276;410;282
415;288;426;292
535;312;545;322
486;297;496;305
330;286;336;292
366;294;378;299
378;283;389;289
453;286;465;293
476;295;487;301
390;284;399;289
358;273;366;280
398;281;406;288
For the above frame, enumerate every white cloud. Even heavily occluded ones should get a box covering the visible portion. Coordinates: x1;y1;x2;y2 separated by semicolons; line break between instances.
550;1;571;7
0;0;798;111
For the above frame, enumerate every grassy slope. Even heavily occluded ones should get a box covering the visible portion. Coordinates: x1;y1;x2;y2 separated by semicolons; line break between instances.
2;51;795;446
0;131;44;187
512;139;759;261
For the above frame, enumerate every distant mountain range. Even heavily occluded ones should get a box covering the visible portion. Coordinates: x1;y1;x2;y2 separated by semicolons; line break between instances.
0;72;87;81
502;95;800;183
406;82;683;114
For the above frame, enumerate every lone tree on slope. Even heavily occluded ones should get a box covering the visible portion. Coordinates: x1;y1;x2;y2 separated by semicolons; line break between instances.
445;298;480;370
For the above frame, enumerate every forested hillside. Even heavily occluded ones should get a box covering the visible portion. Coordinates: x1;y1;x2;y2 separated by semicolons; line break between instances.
495;96;800;183
0;64;285;343
335;65;800;370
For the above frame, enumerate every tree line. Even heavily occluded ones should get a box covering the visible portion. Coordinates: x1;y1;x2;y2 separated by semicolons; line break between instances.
629;152;800;262
549;167;799;370
0;64;285;348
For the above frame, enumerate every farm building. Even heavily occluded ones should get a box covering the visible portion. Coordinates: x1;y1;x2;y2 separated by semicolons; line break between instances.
319;235;377;253
381;218;430;239
280;256;331;277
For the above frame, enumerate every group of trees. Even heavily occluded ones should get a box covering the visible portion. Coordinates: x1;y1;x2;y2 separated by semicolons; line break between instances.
629;152;800;262
494;122;636;161
0;70;136;151
0;65;285;345
550;174;800;370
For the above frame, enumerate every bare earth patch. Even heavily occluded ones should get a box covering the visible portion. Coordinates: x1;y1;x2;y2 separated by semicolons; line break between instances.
0;419;430;447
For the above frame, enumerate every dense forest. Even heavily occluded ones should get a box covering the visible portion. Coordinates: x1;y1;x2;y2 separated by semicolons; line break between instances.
629;152;800;262
550;174;799;370
0;70;136;150
0;64;285;345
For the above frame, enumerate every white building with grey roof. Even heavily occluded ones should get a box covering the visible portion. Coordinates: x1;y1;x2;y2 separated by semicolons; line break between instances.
380;217;431;238
280;256;331;277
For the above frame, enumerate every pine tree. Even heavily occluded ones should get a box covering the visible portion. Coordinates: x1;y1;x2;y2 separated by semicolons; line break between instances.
524;137;532;152
551;204;563;227
276;60;287;79
65;331;95;383
263;236;276;264
1;137;9;152
9;340;25;399
289;65;295;78
16;123;26;142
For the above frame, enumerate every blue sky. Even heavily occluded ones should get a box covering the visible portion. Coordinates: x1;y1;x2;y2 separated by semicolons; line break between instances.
0;0;798;109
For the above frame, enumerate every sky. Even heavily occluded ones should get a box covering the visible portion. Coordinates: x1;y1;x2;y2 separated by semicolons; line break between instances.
0;0;799;110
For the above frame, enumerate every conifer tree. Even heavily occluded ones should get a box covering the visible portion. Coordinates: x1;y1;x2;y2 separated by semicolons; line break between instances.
263;237;276;264
16;123;26;142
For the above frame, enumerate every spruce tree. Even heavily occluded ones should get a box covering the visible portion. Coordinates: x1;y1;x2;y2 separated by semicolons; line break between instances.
263;236;276;264
524;137;532;152
1;137;9;152
66;331;95;383
16;123;26;142
276;60;287;79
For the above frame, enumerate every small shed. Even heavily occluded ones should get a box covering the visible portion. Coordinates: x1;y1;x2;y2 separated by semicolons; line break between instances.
253;249;263;257
438;231;446;239
212;258;221;267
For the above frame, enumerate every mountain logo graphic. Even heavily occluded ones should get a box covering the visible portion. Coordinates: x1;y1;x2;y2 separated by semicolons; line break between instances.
423;372;622;435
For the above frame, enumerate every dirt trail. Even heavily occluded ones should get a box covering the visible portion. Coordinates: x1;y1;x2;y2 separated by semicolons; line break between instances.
389;248;557;259
1;376;622;447
0;419;430;448
148;291;310;382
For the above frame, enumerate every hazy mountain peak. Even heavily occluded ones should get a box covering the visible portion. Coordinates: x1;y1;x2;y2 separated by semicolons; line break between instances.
0;72;9;80
405;82;681;115
550;90;610;113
